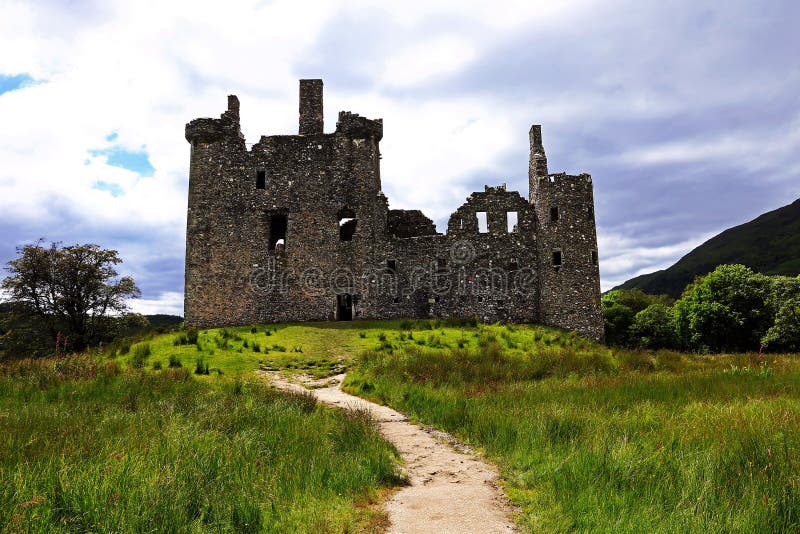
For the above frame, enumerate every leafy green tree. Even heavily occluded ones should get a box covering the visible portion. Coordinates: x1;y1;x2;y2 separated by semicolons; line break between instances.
673;264;772;352
761;296;800;352
602;289;673;346
602;302;635;346
0;302;53;360
1;241;140;353
629;303;677;349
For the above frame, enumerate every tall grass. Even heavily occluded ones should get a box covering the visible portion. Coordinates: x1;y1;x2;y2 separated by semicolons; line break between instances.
0;356;403;533
345;343;800;532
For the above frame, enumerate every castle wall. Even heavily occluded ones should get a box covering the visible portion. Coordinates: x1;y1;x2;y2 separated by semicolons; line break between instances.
185;80;604;341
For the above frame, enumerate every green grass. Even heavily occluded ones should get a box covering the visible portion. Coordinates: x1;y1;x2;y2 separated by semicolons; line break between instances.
23;319;800;531
342;328;800;532
108;319;567;378
0;356;403;533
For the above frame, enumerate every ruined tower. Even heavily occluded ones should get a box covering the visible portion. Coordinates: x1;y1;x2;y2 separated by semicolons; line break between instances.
184;80;604;341
529;127;604;341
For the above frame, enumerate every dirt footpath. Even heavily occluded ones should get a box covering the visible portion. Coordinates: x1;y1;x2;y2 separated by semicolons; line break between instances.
262;372;518;534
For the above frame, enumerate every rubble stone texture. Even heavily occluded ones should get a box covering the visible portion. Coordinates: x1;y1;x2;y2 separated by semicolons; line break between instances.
184;79;604;341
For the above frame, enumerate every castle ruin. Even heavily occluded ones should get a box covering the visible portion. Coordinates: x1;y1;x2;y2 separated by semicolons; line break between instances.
184;79;604;341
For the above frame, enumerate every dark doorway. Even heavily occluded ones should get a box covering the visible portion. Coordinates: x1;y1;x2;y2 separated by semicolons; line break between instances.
337;294;353;321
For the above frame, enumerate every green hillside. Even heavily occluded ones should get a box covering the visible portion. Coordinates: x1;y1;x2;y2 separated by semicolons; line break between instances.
617;198;800;297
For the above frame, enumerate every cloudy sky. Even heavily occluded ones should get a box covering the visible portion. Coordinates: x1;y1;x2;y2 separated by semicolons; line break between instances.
1;0;798;315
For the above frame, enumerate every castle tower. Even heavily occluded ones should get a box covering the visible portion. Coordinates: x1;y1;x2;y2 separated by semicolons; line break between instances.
183;95;249;326
530;126;604;341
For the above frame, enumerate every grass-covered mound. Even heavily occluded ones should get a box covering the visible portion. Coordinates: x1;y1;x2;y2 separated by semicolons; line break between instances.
344;324;800;532
106;319;593;378
0;356;403;533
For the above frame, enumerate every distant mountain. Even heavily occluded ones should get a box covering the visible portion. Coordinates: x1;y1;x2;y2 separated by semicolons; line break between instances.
615;198;800;298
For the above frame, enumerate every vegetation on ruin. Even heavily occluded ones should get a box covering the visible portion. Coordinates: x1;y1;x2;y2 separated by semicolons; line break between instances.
0;355;403;533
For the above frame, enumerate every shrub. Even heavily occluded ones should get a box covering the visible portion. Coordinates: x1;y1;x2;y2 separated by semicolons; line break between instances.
131;343;151;368
152;360;163;370
618;350;657;372
186;328;199;345
195;358;210;375
252;343;261;353
168;355;182;368
359;332;367;338
399;319;414;331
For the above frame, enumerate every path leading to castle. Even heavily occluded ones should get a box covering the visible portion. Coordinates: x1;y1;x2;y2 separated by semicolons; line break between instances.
261;372;518;534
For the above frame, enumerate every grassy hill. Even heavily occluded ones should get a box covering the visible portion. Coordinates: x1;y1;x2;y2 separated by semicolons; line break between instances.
5;319;800;531
616;198;800;297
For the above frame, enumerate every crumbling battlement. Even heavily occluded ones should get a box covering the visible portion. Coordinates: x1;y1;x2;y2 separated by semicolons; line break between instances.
336;112;384;141
184;79;604;341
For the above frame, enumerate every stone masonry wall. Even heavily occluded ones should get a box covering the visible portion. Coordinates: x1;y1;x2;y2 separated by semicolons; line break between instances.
184;80;604;341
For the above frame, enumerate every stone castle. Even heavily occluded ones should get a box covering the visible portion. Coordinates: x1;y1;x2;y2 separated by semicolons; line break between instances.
184;79;604;341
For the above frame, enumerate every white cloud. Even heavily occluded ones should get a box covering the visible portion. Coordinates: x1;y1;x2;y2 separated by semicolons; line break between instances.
129;291;184;316
597;229;718;291
379;35;478;89
1;0;798;315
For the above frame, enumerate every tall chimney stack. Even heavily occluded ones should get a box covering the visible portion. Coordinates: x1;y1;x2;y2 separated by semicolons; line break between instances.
299;79;323;135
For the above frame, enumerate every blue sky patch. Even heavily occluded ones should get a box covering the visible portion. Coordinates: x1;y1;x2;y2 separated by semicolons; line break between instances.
92;181;124;197
0;73;36;96
89;145;155;176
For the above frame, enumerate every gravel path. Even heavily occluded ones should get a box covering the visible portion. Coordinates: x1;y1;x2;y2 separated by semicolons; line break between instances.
262;372;518;534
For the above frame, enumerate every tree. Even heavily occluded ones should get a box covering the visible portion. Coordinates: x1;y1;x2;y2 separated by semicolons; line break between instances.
761;296;800;352
601;289;673;346
1;241;140;352
629;303;677;349
602;302;635;346
673;264;772;352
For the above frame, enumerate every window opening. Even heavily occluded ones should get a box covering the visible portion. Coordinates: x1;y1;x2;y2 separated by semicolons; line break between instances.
269;214;288;252
476;211;488;233
338;207;357;241
550;206;559;223
552;250;562;268
256;170;266;189
507;211;518;233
